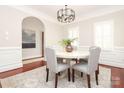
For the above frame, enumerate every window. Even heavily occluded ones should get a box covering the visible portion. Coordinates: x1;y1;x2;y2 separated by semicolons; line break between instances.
94;20;113;50
68;26;79;46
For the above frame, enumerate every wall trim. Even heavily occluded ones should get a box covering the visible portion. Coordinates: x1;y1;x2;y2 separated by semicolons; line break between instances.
0;63;22;73
0;47;21;50
114;47;124;51
10;6;60;25
67;6;124;24
22;55;42;60
100;61;124;68
22;56;43;61
0;47;23;72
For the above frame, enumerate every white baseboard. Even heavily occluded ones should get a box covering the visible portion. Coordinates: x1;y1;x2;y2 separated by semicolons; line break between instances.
22;55;42;60
100;61;124;68
0;63;23;72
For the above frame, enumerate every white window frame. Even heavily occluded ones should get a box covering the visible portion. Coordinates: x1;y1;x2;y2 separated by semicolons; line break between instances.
93;20;114;50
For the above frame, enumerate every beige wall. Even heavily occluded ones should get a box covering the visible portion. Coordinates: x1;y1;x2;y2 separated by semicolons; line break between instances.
64;9;124;47
0;6;65;71
0;5;65;61
0;6;27;47
0;6;65;48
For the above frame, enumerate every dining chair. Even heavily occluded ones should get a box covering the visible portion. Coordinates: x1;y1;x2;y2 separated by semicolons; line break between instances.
72;47;101;88
45;48;70;88
79;46;97;62
71;46;89;64
48;45;65;76
79;46;100;77
49;45;64;64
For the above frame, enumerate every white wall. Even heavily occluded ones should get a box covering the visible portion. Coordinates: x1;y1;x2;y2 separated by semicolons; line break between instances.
64;9;124;47
63;10;124;68
0;6;26;47
0;6;65;72
45;22;65;47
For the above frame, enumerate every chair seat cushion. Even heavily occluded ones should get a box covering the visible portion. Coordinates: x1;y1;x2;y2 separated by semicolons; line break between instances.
72;62;88;74
57;63;70;73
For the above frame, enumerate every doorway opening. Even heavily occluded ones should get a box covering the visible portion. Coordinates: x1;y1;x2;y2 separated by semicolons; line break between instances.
22;16;45;64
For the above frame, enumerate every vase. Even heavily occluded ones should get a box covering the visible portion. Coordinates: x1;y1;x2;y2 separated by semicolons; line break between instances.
65;44;73;52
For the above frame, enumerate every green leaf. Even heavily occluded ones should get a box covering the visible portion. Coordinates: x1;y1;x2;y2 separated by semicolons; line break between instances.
58;38;77;47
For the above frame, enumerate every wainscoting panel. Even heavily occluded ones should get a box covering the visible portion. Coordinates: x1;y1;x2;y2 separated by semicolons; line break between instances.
100;49;124;68
0;47;23;72
79;46;124;68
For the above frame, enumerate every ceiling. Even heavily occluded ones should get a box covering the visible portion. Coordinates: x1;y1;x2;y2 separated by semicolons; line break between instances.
26;5;124;23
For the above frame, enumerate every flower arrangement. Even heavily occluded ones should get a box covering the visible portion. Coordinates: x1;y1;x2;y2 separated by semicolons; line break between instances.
59;38;77;52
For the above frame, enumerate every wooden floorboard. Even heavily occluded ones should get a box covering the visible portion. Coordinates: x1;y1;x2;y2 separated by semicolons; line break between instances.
0;61;46;79
0;61;124;88
111;67;124;88
100;64;124;88
0;81;2;88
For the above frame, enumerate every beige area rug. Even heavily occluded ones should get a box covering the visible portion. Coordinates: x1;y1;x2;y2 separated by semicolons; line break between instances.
1;66;111;88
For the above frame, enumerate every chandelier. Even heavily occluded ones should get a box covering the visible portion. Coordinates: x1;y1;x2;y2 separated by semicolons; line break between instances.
57;5;75;23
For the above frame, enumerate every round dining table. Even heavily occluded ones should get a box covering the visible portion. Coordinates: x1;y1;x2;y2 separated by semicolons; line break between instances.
55;50;89;78
56;50;89;59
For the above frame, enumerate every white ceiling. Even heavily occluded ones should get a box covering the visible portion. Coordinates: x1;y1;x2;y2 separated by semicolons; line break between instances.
26;5;124;23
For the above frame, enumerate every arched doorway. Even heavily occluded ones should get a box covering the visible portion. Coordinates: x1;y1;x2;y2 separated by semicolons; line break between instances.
22;17;45;62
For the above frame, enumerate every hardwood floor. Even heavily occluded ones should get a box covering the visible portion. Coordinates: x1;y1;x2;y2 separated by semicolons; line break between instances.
0;81;2;88
111;67;124;88
0;61;46;79
0;61;124;88
100;64;124;88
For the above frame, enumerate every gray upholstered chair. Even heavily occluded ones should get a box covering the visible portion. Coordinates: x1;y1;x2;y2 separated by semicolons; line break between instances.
49;45;64;64
79;46;97;62
79;46;100;77
72;47;101;88
45;48;70;88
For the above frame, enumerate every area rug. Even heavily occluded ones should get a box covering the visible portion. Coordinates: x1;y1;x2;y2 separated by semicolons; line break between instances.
1;66;111;88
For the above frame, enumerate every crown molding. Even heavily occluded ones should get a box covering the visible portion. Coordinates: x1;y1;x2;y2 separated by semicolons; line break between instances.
10;6;62;25
71;6;124;24
9;6;124;26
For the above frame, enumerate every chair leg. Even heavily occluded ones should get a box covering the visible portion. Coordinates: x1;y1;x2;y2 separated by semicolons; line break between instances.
58;72;61;76
72;69;75;82
95;71;99;85
68;68;71;81
0;82;2;88
55;73;58;88
81;72;83;77
76;59;78;63
46;68;49;82
87;74;91;88
97;65;99;74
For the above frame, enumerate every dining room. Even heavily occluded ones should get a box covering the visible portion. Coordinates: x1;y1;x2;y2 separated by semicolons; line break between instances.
0;5;124;88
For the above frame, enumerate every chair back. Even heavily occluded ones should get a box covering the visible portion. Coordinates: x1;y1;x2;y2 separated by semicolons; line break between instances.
45;48;57;72
88;46;101;74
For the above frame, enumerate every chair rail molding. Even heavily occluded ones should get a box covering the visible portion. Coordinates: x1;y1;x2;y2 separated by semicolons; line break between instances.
0;47;23;72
